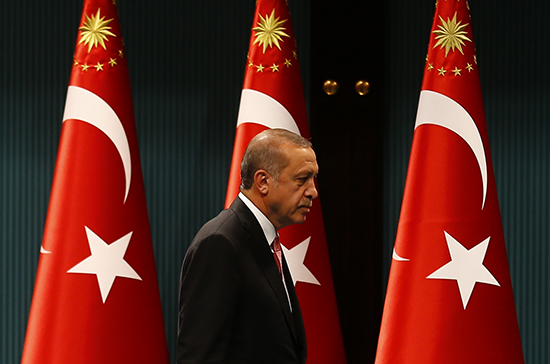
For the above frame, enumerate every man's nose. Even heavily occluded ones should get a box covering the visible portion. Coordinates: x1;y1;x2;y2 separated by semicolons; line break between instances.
306;182;318;199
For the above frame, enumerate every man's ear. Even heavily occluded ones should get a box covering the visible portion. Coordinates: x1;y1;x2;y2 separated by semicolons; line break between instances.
253;170;270;195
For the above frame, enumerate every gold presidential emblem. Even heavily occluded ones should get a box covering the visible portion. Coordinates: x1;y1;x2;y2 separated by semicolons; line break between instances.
252;9;290;53
432;12;471;56
78;8;116;53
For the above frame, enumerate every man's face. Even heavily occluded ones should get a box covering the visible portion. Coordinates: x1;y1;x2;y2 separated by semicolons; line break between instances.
266;146;319;230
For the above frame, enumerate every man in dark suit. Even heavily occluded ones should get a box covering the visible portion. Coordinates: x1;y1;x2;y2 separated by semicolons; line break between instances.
177;129;318;363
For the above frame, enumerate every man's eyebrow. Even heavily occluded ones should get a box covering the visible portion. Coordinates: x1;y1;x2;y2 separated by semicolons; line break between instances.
294;171;315;178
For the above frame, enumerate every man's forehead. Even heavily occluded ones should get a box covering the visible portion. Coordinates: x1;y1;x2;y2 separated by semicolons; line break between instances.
289;154;318;173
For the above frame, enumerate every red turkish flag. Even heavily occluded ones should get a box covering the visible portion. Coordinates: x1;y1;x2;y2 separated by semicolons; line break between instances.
375;1;524;363
22;1;169;363
225;0;347;362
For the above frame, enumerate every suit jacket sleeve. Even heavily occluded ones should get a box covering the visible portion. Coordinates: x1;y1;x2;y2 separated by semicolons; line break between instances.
177;232;242;363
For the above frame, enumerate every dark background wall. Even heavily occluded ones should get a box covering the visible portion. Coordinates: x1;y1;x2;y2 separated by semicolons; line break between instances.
1;1;548;363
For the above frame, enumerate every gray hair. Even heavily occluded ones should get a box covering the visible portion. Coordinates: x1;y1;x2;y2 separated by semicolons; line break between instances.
240;129;312;190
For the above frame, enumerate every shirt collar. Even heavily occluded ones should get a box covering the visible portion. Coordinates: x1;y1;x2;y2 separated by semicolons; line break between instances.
238;192;277;246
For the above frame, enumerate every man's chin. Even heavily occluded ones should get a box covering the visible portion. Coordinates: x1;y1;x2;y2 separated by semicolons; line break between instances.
294;214;308;225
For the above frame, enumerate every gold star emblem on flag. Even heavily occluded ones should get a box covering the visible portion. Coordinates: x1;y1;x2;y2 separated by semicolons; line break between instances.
432;12;472;56
252;9;290;53
78;8;116;52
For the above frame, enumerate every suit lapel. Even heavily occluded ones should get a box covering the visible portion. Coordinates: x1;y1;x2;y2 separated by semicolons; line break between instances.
230;198;299;343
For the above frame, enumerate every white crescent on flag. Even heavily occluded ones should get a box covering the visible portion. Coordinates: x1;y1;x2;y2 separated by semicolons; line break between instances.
415;90;488;209
236;89;301;135
62;85;132;203
392;247;409;261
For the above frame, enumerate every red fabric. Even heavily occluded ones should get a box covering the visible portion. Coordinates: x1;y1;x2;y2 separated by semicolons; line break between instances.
225;1;347;362
22;1;169;363
375;1;524;363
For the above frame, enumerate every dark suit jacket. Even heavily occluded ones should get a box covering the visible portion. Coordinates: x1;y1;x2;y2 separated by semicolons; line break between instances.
177;197;307;364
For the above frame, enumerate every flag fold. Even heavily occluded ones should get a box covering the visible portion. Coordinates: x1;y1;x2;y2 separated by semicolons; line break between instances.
375;1;524;363
22;1;169;363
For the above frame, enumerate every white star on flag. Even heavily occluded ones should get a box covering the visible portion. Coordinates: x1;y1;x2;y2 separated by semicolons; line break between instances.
427;231;500;309
282;236;320;286
68;226;142;303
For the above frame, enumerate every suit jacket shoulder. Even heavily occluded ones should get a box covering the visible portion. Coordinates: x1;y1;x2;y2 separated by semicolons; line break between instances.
177;197;306;364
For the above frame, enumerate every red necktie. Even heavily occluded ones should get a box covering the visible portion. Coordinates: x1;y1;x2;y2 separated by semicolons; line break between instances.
272;236;282;274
